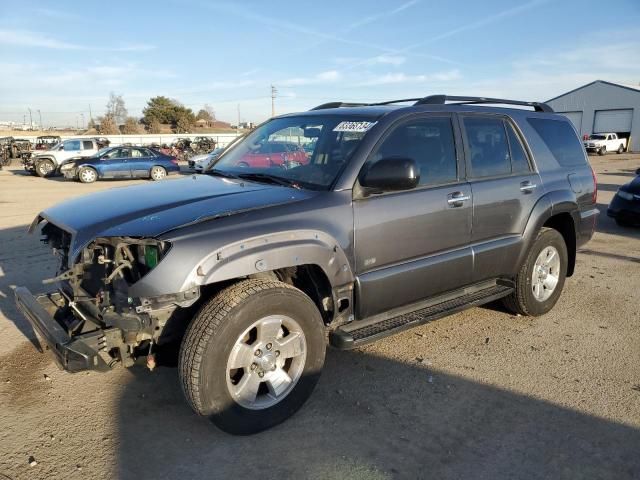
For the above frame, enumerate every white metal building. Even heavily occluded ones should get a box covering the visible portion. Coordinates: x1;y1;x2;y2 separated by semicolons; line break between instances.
546;80;640;152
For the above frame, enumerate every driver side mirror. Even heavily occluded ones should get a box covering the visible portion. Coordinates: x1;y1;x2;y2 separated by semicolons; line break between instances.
360;157;420;194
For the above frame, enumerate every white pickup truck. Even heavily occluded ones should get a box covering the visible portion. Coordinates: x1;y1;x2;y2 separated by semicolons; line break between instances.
25;138;107;177
583;133;627;155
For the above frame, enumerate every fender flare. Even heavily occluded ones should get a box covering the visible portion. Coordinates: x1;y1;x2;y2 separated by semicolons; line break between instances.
183;229;354;291
515;189;579;274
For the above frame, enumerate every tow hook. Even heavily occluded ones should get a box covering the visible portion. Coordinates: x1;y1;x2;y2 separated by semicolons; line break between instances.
146;341;156;371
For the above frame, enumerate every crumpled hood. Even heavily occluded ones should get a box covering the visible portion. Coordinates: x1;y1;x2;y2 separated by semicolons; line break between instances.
35;175;314;259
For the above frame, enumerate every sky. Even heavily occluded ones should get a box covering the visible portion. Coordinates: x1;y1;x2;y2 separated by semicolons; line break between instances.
1;0;639;127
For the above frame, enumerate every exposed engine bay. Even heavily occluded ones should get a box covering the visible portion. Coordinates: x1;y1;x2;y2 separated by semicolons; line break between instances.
39;222;200;369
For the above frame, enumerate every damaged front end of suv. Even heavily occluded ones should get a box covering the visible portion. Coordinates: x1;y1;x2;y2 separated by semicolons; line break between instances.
15;219;199;372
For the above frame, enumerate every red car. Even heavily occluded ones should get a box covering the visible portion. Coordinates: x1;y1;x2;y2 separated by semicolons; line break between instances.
236;141;308;168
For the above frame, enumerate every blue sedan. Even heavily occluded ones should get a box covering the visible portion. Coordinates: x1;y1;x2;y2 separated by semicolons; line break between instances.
60;146;180;183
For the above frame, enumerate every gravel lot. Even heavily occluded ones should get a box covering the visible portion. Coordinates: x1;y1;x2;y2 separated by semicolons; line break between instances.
1;156;639;480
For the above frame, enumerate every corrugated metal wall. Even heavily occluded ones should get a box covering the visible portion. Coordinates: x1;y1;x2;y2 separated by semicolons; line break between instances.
547;81;640;152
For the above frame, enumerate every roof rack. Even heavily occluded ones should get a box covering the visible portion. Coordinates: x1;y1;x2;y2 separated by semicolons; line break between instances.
310;98;423;110
414;95;554;112
310;95;554;112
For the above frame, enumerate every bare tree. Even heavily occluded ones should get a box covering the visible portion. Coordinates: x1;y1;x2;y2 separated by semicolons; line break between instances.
98;114;119;135
147;119;162;134
121;117;143;134
106;92;128;126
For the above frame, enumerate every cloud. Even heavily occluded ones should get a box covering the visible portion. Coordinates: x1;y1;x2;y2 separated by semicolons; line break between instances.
355;70;462;86
347;0;420;30
279;70;341;87
0;29;155;52
32;8;79;20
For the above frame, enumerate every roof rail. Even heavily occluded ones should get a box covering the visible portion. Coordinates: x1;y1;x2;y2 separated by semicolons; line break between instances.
310;98;423;110
414;95;554;112
310;102;370;110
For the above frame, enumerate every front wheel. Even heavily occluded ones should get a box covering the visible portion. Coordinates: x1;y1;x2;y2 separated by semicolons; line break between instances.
502;227;568;316
598;146;606;156
150;165;167;181
35;159;55;177
78;166;97;183
179;279;326;435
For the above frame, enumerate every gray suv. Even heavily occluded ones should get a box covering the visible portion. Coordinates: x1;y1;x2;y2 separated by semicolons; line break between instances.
15;95;598;434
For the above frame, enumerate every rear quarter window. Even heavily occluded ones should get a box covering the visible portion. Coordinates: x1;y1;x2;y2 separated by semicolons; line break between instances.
527;118;586;167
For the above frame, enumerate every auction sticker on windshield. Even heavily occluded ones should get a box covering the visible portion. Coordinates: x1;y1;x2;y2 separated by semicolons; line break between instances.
333;121;377;133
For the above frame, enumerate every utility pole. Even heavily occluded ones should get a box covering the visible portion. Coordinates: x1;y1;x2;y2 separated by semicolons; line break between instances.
38;109;42;130
237;104;240;128
80;113;85;129
28;108;33;130
89;104;93;123
271;85;278;117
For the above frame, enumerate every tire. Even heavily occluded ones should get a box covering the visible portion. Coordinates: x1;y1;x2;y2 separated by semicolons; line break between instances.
179;279;326;435
9;145;17;159
617;144;624;154
598;146;606;156
502;227;568;316
150;165;167;181
78;166;97;183
35;159;55;177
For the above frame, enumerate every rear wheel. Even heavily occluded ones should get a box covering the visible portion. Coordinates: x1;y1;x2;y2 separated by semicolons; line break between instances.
179;279;326;435
150;165;167;181
503;227;568;316
35;159;55;177
617;144;624;154
78;166;97;183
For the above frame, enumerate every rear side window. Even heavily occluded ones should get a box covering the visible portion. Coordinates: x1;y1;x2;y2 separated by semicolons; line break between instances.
82;140;93;150
463;117;510;177
527;118;586;167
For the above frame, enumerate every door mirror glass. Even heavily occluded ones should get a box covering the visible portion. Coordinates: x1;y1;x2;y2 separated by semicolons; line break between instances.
360;157;420;193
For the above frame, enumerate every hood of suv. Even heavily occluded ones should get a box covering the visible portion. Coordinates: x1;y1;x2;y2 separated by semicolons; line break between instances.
35;175;314;258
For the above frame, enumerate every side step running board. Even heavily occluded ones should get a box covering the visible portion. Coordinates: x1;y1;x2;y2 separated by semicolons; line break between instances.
330;284;513;349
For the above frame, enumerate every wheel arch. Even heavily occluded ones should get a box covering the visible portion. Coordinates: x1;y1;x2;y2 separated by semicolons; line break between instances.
518;191;579;277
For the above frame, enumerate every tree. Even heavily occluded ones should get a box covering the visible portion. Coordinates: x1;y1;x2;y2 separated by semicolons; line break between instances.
106;92;127;125
121;117;142;134
98;114;119;135
146;119;162;134
196;109;213;122
175;112;195;133
142;96;196;131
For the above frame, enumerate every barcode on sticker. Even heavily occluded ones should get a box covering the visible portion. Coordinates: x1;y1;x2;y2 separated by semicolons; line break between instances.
333;121;377;133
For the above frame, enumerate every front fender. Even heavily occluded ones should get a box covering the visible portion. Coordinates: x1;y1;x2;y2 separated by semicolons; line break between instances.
127;229;354;298
192;230;353;289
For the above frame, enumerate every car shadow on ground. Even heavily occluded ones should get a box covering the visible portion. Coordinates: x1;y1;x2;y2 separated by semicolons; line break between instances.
115;349;640;480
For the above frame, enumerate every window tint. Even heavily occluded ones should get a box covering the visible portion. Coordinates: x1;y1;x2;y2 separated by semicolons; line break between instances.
463;117;510;178
528;118;586;167
371;117;457;186
82;140;93;150
63;140;81;151
104;148;128;159
505;122;530;173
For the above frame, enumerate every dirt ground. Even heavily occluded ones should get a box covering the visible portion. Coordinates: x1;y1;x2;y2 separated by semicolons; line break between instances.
0;156;639;480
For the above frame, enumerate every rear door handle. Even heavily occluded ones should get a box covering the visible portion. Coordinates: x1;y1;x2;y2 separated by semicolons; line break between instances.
520;181;537;193
447;191;470;207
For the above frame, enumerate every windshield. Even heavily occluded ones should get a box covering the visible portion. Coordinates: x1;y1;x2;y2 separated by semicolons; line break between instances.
210;115;378;189
90;147;113;158
589;134;606;140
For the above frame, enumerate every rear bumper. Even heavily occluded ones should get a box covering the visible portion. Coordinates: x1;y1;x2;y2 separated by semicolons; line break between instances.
577;207;599;247
14;287;112;372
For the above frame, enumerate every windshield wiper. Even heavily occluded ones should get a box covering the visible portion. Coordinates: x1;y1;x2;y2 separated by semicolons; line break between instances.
207;169;240;179
237;172;300;189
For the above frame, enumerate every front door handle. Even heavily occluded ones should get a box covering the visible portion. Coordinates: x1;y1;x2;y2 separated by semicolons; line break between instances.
447;191;470;207
520;181;537;193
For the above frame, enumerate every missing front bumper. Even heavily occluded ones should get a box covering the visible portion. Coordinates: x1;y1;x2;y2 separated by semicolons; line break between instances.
14;287;115;373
